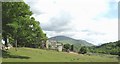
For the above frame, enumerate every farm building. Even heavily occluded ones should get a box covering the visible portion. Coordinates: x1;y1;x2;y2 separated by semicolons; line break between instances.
46;40;63;52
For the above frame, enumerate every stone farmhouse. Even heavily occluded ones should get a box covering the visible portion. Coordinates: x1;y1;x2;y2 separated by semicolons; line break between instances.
46;40;63;52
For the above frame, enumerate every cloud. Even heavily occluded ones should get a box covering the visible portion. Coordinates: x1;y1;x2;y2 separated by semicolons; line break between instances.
42;11;72;32
25;0;118;45
81;30;106;36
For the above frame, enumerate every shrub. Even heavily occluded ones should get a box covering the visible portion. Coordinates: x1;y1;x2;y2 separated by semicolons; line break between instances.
78;46;87;54
63;44;71;52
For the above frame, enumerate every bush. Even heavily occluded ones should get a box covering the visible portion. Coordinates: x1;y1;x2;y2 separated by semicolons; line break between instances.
63;44;71;52
78;46;87;54
118;52;120;56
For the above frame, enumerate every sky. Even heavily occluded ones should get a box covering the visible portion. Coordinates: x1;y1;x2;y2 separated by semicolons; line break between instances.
25;0;119;45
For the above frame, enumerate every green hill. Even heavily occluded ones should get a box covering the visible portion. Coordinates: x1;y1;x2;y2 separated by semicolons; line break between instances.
49;36;94;46
89;40;120;55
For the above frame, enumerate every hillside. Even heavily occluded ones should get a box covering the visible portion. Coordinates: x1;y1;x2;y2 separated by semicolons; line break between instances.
49;36;94;46
89;40;120;55
2;47;118;62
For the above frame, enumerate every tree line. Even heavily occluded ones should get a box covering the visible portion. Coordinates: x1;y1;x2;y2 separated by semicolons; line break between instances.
63;40;120;56
88;40;120;56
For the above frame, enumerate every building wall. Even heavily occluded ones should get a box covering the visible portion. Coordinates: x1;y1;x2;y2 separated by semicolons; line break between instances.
57;45;63;52
46;40;63;51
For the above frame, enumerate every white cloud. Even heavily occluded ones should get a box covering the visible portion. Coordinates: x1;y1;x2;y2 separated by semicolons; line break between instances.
25;0;118;45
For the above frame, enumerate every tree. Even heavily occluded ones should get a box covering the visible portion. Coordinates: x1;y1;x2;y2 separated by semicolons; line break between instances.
116;40;120;56
2;2;32;47
63;44;71;52
2;2;47;50
79;46;87;54
70;45;74;51
116;40;120;47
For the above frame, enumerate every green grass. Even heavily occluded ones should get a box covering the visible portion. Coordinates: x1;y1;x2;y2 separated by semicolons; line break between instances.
2;47;118;62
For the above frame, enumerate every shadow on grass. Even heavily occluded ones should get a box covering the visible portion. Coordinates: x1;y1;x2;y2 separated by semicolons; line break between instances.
2;50;30;59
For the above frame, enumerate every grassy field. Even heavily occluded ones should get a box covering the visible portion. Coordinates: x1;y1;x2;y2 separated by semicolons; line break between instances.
2;47;119;62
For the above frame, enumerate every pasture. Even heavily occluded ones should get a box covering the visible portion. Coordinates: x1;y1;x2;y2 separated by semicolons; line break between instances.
2;47;118;62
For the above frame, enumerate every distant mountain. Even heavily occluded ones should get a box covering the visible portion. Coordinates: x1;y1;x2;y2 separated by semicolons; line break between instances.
49;36;94;46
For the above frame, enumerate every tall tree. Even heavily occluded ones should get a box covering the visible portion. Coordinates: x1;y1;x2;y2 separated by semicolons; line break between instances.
2;2;47;49
2;2;32;47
